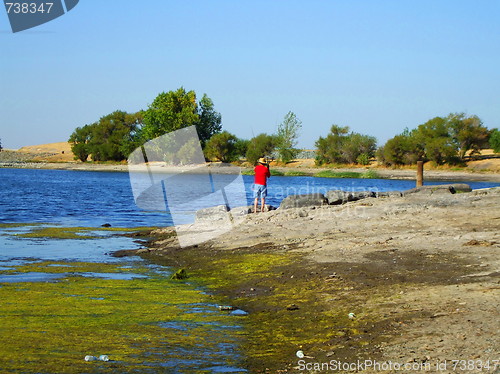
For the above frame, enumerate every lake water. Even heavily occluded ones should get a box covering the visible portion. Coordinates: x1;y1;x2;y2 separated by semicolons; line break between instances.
1;168;498;228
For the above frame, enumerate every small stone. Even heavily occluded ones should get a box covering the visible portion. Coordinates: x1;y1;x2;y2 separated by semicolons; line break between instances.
287;304;299;311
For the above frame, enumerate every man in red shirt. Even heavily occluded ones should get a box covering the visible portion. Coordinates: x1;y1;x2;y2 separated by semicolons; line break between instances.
253;157;271;213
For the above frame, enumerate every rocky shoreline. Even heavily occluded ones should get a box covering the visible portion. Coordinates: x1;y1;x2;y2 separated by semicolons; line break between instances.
126;185;500;372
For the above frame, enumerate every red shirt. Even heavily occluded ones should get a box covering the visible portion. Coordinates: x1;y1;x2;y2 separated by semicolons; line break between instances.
254;164;270;185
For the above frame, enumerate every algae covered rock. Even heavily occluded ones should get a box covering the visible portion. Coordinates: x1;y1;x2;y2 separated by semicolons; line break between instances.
171;268;188;280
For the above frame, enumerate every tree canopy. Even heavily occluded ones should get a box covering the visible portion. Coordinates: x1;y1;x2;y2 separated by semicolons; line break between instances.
141;88;221;146
69;110;143;162
246;133;277;165
204;131;239;163
378;113;490;166
276;111;302;164
315;125;376;165
490;128;500;153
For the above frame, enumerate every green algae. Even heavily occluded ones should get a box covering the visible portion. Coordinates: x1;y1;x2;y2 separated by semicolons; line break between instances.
0;261;244;373
143;245;409;371
14;226;156;240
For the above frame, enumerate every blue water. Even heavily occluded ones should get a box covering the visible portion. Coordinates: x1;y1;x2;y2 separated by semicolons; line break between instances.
1;168;498;228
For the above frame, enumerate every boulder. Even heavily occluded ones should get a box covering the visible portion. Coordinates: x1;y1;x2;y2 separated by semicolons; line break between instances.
325;190;375;205
375;191;403;198
195;205;229;222
279;193;327;209
350;191;376;201
325;190;351;205
403;183;472;196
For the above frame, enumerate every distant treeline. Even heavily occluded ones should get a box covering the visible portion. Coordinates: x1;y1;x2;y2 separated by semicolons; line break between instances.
68;87;500;166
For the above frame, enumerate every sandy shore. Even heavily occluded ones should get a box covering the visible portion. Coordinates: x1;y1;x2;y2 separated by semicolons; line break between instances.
132;187;500;372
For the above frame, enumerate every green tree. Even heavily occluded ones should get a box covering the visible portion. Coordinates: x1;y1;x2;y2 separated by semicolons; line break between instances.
490;128;500;153
447;113;489;160
141;88;222;146
414;116;457;165
234;138;250;159
276;111;302;164
68;125;92;162
204;131;238;163
246;133;277;165
378;129;424;166
69;110;142;162
197;94;222;148
315;125;376;165
141;88;198;141
315;125;349;165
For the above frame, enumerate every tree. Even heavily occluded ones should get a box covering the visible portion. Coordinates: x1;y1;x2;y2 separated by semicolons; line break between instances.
141;88;222;146
490;128;500;153
315;125;376;165
234;138;250;159
69;125;92;162
378;130;423;166
315;125;349;164
447;113;489;160
246;133;277;165
276;111;302;164
196;94;222;148
69;110;142;162
378;113;490;166
413;116;457;165
204;131;238;163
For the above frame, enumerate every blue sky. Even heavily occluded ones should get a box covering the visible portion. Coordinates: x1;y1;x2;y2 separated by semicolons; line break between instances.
1;0;499;150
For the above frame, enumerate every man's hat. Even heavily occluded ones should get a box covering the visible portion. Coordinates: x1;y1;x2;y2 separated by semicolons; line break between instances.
258;157;267;164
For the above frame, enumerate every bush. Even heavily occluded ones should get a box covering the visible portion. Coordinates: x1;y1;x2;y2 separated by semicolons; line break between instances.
315;125;376;165
490;128;500;153
246;133;277;165
204;131;238;163
356;153;371;165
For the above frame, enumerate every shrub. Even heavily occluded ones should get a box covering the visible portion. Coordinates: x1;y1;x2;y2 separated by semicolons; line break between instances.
490;128;500;153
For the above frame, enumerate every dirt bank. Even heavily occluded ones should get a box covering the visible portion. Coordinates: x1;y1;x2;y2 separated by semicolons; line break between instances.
134;187;500;372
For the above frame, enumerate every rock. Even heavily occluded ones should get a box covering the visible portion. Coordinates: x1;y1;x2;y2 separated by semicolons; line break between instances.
280;193;327;209
171;268;188;280
325;190;352;205
350;191;376;201
403;184;472;196
325;190;375;204
376;191;403;198
286;304;300;311
219;305;238;311
101;223;112;227
230;205;276;215
195;205;229;222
